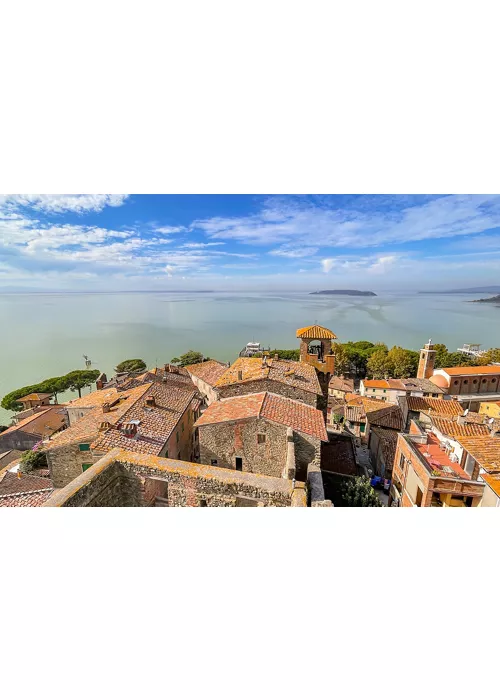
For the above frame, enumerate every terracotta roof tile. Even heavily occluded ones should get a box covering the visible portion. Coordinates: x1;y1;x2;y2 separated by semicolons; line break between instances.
17;393;52;402
0;406;66;439
329;376;354;392
185;360;228;387
91;380;197;456
46;384;152;449
441;366;500;376
480;472;500;498
215;357;322;395
0;470;53;498
406;397;463;416
430;417;490;438
0;490;54;507
456;436;500;473
363;379;391;389
195;392;328;441
296;325;337;339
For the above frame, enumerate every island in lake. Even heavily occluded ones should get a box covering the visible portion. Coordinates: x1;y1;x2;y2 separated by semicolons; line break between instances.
310;289;377;297
470;294;500;304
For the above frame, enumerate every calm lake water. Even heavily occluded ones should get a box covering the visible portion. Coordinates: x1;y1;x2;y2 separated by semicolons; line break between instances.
1;290;499;423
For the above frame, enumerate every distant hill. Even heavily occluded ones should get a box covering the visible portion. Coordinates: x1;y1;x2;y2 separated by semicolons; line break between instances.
310;289;377;297
470;294;500;304
419;286;500;294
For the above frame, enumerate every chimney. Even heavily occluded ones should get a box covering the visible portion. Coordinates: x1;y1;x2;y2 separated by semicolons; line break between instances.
274;353;279;361
491;428;500;438
457;415;466;425
102;402;110;414
145;396;156;407
121;422;138;438
237;370;243;381
262;355;268;368
99;421;111;432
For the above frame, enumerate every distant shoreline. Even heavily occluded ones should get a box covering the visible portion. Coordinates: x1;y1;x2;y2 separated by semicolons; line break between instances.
310;289;377;297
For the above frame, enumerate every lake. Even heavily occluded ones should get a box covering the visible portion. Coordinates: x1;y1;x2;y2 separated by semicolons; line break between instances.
1;290;499;423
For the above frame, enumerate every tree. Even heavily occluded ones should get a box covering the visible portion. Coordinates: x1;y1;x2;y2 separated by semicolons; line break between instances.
387;346;418;378
19;448;48;474
175;350;205;367
331;342;351;376
116;359;147;374
269;349;300;361
366;348;391;379
433;343;449;368
341;476;382;507
170;357;181;365
479;347;500;364
65;370;100;398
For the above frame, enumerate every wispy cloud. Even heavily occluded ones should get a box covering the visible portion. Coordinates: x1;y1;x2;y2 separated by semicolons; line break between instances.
193;195;500;248
0;194;129;214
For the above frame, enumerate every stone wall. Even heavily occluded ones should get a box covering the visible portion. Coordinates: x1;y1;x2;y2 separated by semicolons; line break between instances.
0;429;40;453
188;375;219;405
198;416;322;481
217;379;318;407
43;449;307;507
198;417;288;478
47;438;98;488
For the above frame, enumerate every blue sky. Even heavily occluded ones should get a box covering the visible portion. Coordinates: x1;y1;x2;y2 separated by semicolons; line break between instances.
1;194;500;291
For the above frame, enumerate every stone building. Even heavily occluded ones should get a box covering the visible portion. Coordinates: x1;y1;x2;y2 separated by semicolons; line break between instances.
42;448;307;507
214;356;322;407
343;396;403;443
417;339;437;379
360;377;444;403
195;391;328;482
185;359;227;404
0;406;66;453
297;324;337;376
45;376;200;489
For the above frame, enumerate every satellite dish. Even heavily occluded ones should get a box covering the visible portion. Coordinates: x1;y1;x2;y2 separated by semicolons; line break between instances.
463;408;469;416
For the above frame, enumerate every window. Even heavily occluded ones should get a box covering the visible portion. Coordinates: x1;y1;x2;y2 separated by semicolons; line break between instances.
372;389;376;392
257;434;266;444
399;454;405;471
211;459;218;466
82;463;92;472
79;443;90;452
415;487;423;507
465;496;474;507
360;422;366;433
463;380;468;385
383;389;386;393
199;499;207;507
235;457;243;471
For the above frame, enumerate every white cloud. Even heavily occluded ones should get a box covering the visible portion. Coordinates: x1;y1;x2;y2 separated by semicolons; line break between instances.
192;195;500;248
181;241;225;248
155;225;188;234
0;194;129;213
321;258;336;273
270;245;318;258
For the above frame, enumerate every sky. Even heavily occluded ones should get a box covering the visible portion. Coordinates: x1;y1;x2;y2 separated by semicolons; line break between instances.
1;194;500;292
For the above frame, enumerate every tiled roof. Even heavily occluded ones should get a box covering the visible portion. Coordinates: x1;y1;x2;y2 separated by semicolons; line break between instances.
296;324;337;339
464;411;500;431
0;490;54;507
0;470;54;505
215;357;322;395
344;405;364;423
46;384;152;449
195;392;328;441
66;387;137;409
441;366;500;376
480;472;500;498
329;376;354;392
371;427;398;469
0;450;23;468
406;396;464;416
17;392;52;402
363;379;391;389
345;392;360;402
430;417;490;438
456;436;500;473
91;380;197;456
0;406;66;439
413;433;471;480
185;360;228;387
366;404;404;430
397;377;446;394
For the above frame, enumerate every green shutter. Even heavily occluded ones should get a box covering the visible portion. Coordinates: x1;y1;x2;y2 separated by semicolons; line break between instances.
82;463;92;471
79;443;90;452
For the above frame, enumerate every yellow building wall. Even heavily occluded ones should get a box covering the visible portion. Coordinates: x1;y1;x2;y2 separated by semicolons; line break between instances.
479;402;500;418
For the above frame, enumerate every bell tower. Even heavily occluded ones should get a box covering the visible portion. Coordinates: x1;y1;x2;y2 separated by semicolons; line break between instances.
296;324;337;375
417;339;436;379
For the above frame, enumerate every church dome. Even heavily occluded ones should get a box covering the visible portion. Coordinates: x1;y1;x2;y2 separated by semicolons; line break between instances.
430;374;449;388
